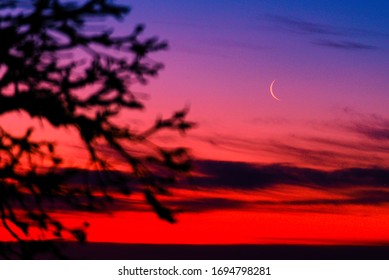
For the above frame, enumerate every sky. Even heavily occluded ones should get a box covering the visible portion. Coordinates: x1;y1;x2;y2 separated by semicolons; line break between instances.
1;0;389;246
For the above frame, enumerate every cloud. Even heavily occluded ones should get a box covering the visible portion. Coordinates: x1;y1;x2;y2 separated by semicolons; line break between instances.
266;136;389;168
358;127;389;141
193;160;389;190
314;40;377;50
264;15;385;50
352;124;389;141
17;106;389;215
182;161;389;212
200;133;387;169
9;158;389;215
296;136;389;163
254;189;389;207
197;108;389;168
267;15;389;38
193;134;266;155
267;15;341;36
339;108;389;141
264;140;358;167
169;181;389;214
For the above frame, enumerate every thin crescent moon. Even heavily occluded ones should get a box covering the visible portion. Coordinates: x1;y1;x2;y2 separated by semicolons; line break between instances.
270;80;281;101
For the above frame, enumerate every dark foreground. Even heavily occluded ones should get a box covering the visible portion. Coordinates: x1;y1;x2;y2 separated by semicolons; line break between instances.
2;242;389;259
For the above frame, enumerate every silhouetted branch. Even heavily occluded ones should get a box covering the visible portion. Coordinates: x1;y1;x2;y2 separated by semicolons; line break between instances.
0;0;194;259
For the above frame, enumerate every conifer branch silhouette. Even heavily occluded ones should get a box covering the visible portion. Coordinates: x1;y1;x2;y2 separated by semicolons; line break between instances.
0;0;195;258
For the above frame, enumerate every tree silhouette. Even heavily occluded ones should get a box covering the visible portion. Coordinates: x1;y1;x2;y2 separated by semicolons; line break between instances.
0;0;194;258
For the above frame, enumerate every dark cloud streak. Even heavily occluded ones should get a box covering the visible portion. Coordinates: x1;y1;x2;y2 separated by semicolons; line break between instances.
314;40;377;50
193;160;389;190
10;159;389;214
264;14;385;50
267;15;341;36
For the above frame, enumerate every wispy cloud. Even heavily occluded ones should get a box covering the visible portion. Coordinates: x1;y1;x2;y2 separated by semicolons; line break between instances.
314;40;378;50
263;140;383;168
267;15;342;36
351;122;389;141
267;15;389;38
263;15;385;51
28;109;389;215
337;107;389;141
196;108;389;168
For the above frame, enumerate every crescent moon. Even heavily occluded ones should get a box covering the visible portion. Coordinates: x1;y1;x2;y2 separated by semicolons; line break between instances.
270;80;281;101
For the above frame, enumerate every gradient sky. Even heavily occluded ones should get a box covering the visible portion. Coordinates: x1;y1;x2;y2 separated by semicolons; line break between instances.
2;0;389;245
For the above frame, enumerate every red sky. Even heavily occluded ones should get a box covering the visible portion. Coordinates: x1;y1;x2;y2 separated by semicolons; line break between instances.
1;0;389;245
